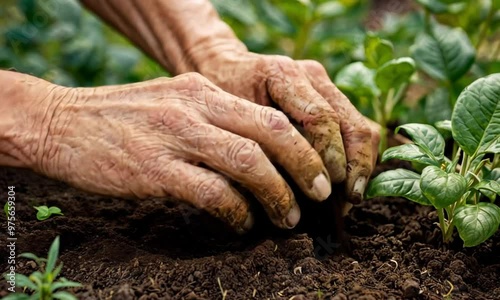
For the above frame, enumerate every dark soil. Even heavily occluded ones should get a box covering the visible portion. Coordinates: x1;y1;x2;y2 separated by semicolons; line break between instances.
1;164;499;300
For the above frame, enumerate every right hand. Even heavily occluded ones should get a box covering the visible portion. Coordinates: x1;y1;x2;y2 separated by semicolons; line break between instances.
21;73;332;233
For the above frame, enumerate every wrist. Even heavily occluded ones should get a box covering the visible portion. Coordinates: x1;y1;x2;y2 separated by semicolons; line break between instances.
0;71;66;168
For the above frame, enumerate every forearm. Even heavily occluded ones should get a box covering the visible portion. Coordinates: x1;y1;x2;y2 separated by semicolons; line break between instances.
80;0;247;75
0;71;55;168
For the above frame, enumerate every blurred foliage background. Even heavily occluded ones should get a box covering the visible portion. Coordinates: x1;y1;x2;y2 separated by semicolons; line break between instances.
0;0;499;128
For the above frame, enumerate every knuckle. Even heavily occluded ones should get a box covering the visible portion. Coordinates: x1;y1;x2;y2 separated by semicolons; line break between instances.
266;55;298;76
261;108;291;131
196;177;229;209
228;138;263;173
301;60;326;75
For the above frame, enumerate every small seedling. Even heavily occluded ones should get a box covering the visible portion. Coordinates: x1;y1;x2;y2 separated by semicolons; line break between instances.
3;236;81;300
34;206;63;221
367;74;500;247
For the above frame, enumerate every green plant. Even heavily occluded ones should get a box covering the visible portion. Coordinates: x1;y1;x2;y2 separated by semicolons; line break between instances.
34;206;63;221
3;236;81;300
335;34;416;151
366;73;500;247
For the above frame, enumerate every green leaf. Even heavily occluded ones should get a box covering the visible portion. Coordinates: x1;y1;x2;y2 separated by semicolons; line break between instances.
451;74;500;157
381;144;439;166
19;253;42;263
1;293;31;300
15;274;37;291
315;1;345;19
51;278;82;292
415;0;467;14
374;57;415;92
34;206;50;221
366;169;431;205
364;34;394;69
454;203;500;247
420;166;467;209
435;120;452;132
254;0;295;35
483;136;500;154
48;207;63;216
425;88;452;124
4;201;10;218
473;180;500;196
212;0;257;25
52;291;78;300
335;62;379;98
396;124;445;162
411;23;475;82
46;236;60;274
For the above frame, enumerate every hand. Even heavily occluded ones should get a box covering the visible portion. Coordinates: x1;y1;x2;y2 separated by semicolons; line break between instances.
197;52;380;204
13;73;333;232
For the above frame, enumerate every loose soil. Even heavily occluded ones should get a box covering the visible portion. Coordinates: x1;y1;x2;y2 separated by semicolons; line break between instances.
1;163;499;300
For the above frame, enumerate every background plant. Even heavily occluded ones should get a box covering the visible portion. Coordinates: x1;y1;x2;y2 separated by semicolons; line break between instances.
366;74;500;247
34;205;63;221
3;236;81;300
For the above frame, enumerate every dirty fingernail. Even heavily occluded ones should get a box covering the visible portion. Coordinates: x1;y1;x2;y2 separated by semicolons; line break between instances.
284;203;301;229
350;176;367;204
236;212;254;234
312;173;331;201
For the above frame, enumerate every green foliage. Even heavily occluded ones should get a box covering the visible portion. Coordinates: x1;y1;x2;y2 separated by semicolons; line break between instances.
3;236;81;300
367;74;500;247
34;205;63;221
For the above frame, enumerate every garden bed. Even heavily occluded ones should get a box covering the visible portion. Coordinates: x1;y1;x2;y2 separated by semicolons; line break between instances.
1;164;499;300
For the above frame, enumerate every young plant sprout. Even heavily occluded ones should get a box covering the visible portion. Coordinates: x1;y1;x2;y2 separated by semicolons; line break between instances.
34;206;63;221
3;236;81;300
367;74;500;247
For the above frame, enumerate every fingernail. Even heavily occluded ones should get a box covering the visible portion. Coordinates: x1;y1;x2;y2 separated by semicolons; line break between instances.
236;212;254;234
312;173;331;201
284;203;301;229
350;176;367;204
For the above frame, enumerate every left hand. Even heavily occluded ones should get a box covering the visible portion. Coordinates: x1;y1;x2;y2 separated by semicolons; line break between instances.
197;51;380;204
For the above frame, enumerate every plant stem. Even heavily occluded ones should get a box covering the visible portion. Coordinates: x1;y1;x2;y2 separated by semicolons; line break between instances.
437;208;448;242
292;7;315;59
476;5;494;51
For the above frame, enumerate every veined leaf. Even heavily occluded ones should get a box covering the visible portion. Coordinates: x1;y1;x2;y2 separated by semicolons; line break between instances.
335;62;380;98
420;166;467;209
396;124;445;162
411;23;475;82
454;203;500;247
364;34;394;69
451;74;500;157
374;57;415;92
381;144;439;166
366;169;430;205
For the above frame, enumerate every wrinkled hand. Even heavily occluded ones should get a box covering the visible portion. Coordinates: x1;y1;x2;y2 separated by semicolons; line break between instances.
198;52;380;203
26;73;333;232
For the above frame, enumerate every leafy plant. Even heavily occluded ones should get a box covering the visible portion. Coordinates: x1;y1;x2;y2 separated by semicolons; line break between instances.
335;34;416;151
366;73;500;247
3;236;81;300
34;206;63;221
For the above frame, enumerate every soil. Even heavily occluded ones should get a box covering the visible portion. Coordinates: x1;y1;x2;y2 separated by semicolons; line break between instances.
1;163;499;300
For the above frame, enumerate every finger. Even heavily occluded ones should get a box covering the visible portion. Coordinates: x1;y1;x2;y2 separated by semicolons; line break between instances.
363;116;382;166
263;56;347;183
200;91;331;202
135;159;254;234
180;123;301;229
298;60;376;204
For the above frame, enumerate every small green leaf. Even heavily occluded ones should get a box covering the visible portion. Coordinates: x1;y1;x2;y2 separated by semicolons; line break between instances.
473;180;500;196
46;236;60;274
451;74;500;157
435;120;452;132
375;57;415;92
381;144;439;166
335;62;380;98
415;0;467;14
34;206;50;220
454;203;500;247
15;273;37;291
19;252;42;263
51;278;82;292
1;293;31;300
396;124;445;162
364;34;394;68
411;23;475;82
366;169;431;205
4;201;10;218
52;291;78;300
48;207;63;216
420;166;467;209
